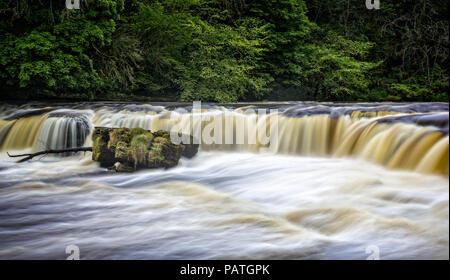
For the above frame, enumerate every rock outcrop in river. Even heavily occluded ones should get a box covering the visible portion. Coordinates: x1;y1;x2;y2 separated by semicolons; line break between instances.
92;127;198;172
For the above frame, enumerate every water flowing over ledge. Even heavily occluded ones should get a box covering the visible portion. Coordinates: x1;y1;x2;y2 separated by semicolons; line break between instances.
0;102;448;176
0;102;448;260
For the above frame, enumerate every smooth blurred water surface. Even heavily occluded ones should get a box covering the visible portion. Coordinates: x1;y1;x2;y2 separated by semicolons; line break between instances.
0;151;447;259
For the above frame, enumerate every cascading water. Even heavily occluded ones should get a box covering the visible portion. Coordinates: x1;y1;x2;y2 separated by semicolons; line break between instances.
0;102;448;260
0;109;92;153
33;110;92;151
91;104;449;176
0;115;47;150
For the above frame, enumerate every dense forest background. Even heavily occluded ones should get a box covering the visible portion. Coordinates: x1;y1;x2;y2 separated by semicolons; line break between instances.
0;0;448;102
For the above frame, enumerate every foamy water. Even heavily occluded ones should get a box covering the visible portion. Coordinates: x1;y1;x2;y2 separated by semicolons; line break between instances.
0;152;447;259
0;102;448;259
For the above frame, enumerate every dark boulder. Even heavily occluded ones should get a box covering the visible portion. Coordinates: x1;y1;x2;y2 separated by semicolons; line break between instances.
92;127;198;172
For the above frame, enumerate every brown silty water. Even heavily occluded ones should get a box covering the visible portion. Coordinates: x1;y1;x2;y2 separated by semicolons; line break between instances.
0;102;448;259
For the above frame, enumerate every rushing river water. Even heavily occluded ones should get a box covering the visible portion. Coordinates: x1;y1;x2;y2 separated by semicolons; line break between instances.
0;102;448;259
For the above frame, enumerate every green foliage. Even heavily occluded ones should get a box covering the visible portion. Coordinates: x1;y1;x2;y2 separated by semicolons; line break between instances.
0;0;448;102
179;18;271;102
305;0;448;101
0;0;125;99
296;30;380;100
249;0;312;88
382;65;449;101
132;0;197;91
132;1;270;102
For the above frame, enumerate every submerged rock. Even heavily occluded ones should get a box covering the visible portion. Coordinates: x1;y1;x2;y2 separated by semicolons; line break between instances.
92;127;198;172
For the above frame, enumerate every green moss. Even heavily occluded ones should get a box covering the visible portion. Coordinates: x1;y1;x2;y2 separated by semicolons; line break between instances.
108;128;132;150
115;141;129;162
146;137;183;168
153;131;170;139
92;137;103;161
147;145;164;167
151;146;162;153
92;132;115;166
92;127;196;172
153;136;170;145
147;149;165;168
129;127;148;139
129;133;154;168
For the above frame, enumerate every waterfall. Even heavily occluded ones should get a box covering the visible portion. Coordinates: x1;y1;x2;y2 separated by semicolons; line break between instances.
0;115;47;150
0;104;448;176
274;115;449;176
0;119;16;145
0;110;92;152
33;116;91;151
94;106;448;176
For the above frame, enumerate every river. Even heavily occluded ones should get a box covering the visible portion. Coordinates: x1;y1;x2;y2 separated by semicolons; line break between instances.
0;102;448;259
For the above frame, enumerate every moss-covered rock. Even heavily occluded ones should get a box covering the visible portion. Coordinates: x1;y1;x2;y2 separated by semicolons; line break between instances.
113;162;135;173
129;133;153;169
91;127;197;172
108;128;132;150
92;127;115;167
114;141;129;161
147;136;184;168
180;135;200;159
